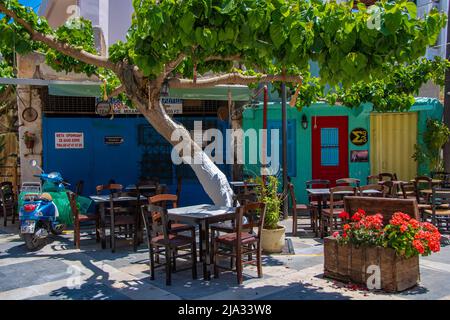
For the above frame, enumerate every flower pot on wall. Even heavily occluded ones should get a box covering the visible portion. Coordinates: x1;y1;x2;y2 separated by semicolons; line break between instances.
24;140;35;150
261;225;286;253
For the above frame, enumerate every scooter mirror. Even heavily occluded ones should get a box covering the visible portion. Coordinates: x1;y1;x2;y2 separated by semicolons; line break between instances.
30;159;37;167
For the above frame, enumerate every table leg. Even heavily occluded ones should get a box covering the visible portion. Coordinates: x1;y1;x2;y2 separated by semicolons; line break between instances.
202;220;210;280
111;205;115;253
100;203;106;249
318;196;324;239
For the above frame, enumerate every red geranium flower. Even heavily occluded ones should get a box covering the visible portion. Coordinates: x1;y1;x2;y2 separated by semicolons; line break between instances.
338;211;350;220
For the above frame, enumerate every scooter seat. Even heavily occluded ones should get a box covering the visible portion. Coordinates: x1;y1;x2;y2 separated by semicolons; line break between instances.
39;193;53;201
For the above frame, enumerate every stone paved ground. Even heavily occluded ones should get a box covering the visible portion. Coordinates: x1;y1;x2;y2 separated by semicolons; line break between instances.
0;219;449;300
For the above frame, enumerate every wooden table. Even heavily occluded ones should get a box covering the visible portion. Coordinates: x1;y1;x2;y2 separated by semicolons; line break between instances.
125;184;166;196
90;194;147;249
168;204;236;280
306;188;382;216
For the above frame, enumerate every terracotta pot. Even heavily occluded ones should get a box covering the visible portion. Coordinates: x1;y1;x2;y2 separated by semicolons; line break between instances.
261;225;286;253
24;140;35;149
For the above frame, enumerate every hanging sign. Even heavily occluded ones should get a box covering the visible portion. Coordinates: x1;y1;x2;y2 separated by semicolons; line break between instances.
55;132;84;149
95;101;111;116
104;136;124;145
350;128;368;146
161;97;183;115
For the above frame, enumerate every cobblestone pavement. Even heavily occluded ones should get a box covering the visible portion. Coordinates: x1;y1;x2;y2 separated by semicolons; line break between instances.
0;219;449;300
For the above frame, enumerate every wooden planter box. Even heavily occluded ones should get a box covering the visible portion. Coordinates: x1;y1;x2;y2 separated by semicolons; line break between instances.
324;237;420;292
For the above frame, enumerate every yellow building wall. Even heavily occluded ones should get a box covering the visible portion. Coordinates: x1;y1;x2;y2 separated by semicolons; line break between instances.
370;113;418;181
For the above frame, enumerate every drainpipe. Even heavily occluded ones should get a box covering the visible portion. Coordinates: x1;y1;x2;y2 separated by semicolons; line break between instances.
262;85;268;185
281;83;288;220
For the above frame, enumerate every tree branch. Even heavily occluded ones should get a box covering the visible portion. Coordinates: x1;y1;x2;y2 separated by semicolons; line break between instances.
0;3;117;72
204;55;241;62
107;84;125;99
168;73;303;89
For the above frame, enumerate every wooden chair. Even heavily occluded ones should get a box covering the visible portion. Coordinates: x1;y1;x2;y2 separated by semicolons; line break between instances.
67;192;100;249
75;180;84;195
423;188;450;233
379;180;396;198
399;182;417;200
306;179;330;208
1;182;16;227
149;194;196;269
96;184;123;195
321;186;357;238
289;182;317;236
358;184;386;197
212;202;266;285
109;191;141;253
366;175;379;185
414;176;433;204
336;178;360;188
141;204;197;285
378;173;398;181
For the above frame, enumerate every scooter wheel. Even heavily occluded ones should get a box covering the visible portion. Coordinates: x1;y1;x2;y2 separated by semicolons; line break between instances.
23;234;44;251
51;224;66;235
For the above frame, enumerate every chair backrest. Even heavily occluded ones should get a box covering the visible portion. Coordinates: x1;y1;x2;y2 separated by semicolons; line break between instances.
306;179;330;189
431;188;450;206
344;196;419;226
109;191;140;218
358;184;385;197
399;182;416;199
430;171;450;180
149;194;178;223
141;204;169;241
288;183;297;212
378;173;397;181
379;180;394;197
0;182;14;201
366;175;379;185
149;194;178;209
329;186;357;207
336;178;360;187
414;176;433;190
235;202;266;240
75;180;84;195
96;184;123;195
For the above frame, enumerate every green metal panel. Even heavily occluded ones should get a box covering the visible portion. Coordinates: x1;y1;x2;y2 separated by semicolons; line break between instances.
242;99;443;205
48;83;102;97
169;85;251;101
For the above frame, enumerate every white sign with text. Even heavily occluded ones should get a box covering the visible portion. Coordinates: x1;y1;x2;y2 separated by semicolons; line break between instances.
55;132;84;149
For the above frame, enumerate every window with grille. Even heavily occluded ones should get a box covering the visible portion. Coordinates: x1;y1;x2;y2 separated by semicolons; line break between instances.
320;128;339;166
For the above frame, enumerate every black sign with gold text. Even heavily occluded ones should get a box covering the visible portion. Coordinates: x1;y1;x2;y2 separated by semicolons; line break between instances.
350;128;368;146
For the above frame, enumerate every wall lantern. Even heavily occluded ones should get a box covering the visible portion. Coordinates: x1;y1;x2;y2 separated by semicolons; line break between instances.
161;80;169;97
301;114;308;130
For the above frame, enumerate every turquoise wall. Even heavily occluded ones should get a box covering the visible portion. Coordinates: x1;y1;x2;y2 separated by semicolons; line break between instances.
242;98;443;205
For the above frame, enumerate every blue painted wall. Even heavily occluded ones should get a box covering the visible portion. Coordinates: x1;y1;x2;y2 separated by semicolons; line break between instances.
42;116;230;206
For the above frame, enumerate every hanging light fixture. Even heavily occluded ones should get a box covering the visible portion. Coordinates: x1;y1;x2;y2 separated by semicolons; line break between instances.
301;114;308;130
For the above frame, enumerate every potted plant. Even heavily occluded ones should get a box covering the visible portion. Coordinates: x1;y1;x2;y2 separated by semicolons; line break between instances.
255;176;286;253
324;209;441;292
22;131;36;150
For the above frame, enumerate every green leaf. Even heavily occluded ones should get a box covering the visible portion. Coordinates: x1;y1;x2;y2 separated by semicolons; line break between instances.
179;12;196;34
269;22;285;49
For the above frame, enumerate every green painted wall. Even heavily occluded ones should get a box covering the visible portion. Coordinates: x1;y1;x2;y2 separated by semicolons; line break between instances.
242;98;443;205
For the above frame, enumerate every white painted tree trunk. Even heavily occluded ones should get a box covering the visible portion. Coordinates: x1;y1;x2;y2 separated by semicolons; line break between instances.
135;97;234;207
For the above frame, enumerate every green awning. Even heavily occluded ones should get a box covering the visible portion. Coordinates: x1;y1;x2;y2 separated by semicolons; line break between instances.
48;83;251;102
48;83;102;97
169;85;250;101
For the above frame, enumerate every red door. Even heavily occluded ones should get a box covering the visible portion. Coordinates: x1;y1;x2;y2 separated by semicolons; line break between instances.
312;116;349;186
